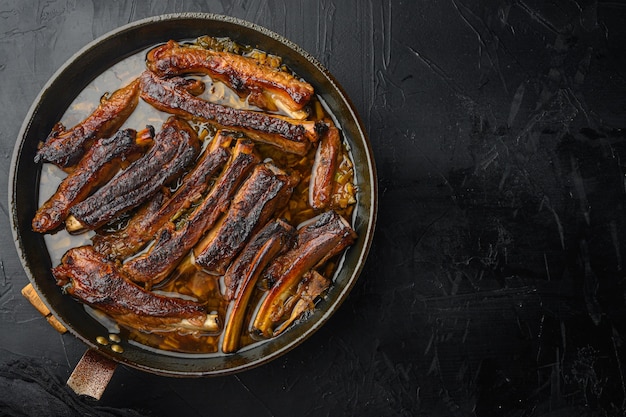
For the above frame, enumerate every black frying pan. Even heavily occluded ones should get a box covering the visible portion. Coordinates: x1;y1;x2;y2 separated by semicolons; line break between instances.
9;13;377;377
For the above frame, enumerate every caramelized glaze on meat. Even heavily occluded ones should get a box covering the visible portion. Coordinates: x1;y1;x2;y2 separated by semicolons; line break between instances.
35;78;140;167
53;246;217;333
122;139;260;285
194;162;298;275
139;70;321;155
68;117;200;231
91;131;232;259
252;211;357;337
309;126;341;210
222;219;295;301
146;40;314;112
32;128;150;233
221;219;295;353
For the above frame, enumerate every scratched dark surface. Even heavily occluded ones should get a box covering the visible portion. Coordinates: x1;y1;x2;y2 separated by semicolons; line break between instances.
1;0;626;416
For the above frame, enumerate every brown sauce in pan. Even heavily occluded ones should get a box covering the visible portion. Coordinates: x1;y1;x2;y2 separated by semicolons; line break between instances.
39;38;356;356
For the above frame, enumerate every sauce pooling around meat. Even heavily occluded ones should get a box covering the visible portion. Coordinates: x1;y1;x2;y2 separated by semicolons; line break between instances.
38;37;357;356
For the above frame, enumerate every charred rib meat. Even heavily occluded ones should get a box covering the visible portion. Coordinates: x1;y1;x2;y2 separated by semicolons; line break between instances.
32;128;152;234
122;139;260;285
35;78;141;167
91;189;169;259
194;162;298;275
67;117;200;232
139;70;320;155
309;126;341;210
221;219;294;353
252;210;357;337
222;219;295;301
146;40;314;113
53;246;218;333
91;131;232;259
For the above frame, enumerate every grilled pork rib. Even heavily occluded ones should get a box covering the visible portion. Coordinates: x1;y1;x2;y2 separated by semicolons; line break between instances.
67;117;200;232
309;126;341;210
53;246;218;333
91;131;232;259
252;210;357;337
32;128;152;233
35;78;141;167
221;219;295;353
193;162;298;275
122;139;260;285
146;40;314;113
139;70;321;155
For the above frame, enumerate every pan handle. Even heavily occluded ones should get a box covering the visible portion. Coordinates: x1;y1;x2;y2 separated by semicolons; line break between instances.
21;285;117;399
67;349;118;400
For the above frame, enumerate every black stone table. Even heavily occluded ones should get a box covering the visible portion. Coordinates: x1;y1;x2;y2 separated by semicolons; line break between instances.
1;1;626;416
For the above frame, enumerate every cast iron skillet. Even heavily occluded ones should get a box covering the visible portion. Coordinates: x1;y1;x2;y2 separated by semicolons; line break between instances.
9;13;377;377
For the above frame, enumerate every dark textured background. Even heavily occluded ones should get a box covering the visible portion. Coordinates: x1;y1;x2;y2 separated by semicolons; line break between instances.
2;1;626;416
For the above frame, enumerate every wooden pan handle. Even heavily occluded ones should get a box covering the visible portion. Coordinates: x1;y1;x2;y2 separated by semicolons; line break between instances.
21;283;67;334
67;349;117;400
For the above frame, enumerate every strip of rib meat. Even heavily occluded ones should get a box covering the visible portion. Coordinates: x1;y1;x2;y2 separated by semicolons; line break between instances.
194;162;298;275
309;126;341;210
91;131;232;259
35;78;141;167
146;40;314;113
221;218;295;302
139;70;320;155
67;117;200;232
122;139;260;285
32;128;152;234
252;210;357;337
53;246;218;333
221;219;294;353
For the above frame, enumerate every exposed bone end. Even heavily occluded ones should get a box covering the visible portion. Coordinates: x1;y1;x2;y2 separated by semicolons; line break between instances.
179;313;220;333
135;126;155;147
208;130;233;151
271;93;309;120
65;215;88;234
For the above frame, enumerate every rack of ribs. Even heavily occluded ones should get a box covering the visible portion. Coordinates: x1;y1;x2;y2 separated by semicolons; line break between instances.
66;117;200;232
139;70;321;155
193;162;299;275
53;246;219;333
35;78;141;168
32;128;152;233
122;139;260;286
146;40;314;114
91;131;233;259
